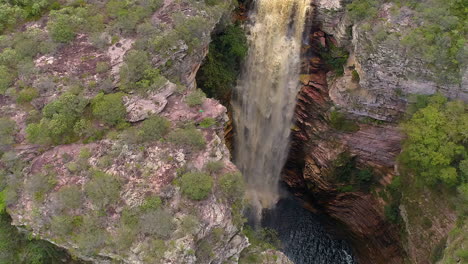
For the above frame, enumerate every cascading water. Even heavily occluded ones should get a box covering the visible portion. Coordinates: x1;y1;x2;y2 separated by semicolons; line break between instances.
232;0;312;213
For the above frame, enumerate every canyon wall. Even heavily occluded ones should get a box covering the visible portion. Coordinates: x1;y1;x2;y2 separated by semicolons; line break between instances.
282;0;466;263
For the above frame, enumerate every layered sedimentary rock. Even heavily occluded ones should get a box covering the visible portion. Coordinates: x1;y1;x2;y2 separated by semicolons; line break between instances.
283;29;405;264
283;0;465;263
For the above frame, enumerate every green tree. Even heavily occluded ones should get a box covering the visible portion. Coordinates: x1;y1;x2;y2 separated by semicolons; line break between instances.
91;92;127;125
168;126;206;150
180;172;213;200
84;170;121;209
0;118;15;153
197;24;248;101
26;93;88;144
400;94;468;186
219;172;245;203
139;116;171;141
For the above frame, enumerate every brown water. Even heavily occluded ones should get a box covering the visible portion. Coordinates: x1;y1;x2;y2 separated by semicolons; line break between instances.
232;0;312;216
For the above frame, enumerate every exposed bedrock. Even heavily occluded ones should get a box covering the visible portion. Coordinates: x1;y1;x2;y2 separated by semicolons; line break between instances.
282;29;406;264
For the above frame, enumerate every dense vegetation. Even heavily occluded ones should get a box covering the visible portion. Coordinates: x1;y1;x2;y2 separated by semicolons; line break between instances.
400;94;467;190
196;23;248;102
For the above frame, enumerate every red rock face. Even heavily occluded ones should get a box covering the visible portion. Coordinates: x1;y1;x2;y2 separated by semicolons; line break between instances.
282;31;407;264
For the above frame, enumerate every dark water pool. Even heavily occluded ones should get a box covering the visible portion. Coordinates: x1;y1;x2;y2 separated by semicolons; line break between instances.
261;198;356;264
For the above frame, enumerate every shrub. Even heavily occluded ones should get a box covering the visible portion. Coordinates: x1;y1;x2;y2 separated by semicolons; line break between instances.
26;93;88;144
13;28;54;58
50;215;82;236
139;116;171;141
168;126;206;150
185;89;206;107
142;238;167;262
219;172;245;203
95;61;110;73
140;196;162;211
204;160;224;174
180;214;199;235
0;212;73;264
25;172;57;200
119;50;152;85
56;185;82;210
199;118;216;128
74;213;108;255
0;66;15;94
319;44;349;76
351;69;360;82
84;170;121;209
399;0;466;83
329;110;359;132
48;7;82;43
16;87;38;103
106;0;162;34
197;24;248;101
0;118;16;153
113;224;138;252
180;172;213;200
347;0;379;21
91;92;127;125
139;209;175;238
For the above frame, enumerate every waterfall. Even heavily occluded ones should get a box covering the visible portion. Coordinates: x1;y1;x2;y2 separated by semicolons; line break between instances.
232;0;312;215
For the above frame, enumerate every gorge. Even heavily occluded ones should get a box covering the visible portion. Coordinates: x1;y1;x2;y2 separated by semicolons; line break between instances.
0;0;466;263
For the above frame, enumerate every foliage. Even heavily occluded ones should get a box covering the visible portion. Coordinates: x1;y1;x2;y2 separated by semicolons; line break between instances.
119;50;151;86
0;0;57;33
0;212;75;264
330;110;359;132
50;215;82;236
55;185;82;211
140;196;162;211
0;65;15;94
139;116;171;142
351;69;360;82
185;89;206;107
199;117;216;128
95;61;110;73
197;23;248;101
219;172;245;203
204;160;224;174
48;7;93;43
399;94;468;187
139;209;175;238
242;226;280;251
168;126;206;150
106;0;163;34
332;152;376;191
180;214;199;236
26;93;89;144
180;172;213;200
91;92;127;126
347;0;379;21
16;87;38;103
84;170;121;209
400;0;467;83
142;238;167;262
319;43;349;76
25;172;57;201
0;118;16;153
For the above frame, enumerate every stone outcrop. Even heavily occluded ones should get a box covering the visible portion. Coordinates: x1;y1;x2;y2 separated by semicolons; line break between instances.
314;0;467;121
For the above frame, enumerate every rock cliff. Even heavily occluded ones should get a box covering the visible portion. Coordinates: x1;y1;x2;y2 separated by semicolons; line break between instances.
0;0;255;263
283;0;466;263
